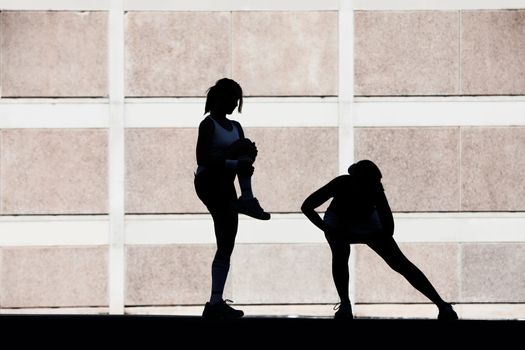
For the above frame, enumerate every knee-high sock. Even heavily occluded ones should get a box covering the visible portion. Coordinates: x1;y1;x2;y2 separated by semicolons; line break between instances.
210;259;230;305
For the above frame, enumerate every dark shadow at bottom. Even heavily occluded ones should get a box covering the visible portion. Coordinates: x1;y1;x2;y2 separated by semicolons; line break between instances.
1;314;522;347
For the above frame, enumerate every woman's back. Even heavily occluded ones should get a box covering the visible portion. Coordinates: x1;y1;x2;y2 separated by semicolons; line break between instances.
327;175;384;223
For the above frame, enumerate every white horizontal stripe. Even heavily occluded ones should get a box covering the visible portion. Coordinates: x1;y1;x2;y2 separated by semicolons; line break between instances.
394;212;525;243
354;0;525;10
0;216;108;246
0;213;522;246
125;98;339;128
0;0;111;10
125;214;326;244
2;0;523;11
0;101;109;128
354;99;525;127
1;98;524;127
125;213;525;244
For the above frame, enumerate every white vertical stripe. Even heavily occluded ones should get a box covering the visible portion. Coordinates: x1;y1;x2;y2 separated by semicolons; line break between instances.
338;0;354;174
108;0;125;315
339;0;356;308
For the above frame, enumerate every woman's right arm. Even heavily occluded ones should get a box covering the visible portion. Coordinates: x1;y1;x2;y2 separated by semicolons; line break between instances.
301;177;340;233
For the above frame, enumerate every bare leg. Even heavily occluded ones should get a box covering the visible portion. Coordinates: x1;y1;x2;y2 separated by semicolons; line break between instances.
367;237;446;305
237;156;254;199
367;237;457;319
234;157;270;221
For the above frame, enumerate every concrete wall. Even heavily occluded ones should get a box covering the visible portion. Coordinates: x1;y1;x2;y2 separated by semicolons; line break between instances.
0;6;523;309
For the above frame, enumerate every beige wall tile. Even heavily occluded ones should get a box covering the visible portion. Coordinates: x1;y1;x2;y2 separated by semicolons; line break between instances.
247;127;338;213
126;244;224;305
231;244;337;304
354;243;460;304
0;246;107;307
126;127;337;214
1;11;107;97
461;243;525;302
461;10;525;95
461;127;525;211
125;12;231;97
125;128;202;214
232;11;338;96
355;11;459;96
355;128;460;212
1;129;108;214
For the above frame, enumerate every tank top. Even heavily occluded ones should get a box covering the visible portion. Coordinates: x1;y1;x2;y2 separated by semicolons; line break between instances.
196;116;240;175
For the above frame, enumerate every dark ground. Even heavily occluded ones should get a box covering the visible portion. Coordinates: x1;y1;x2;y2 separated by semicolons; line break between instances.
0;314;522;348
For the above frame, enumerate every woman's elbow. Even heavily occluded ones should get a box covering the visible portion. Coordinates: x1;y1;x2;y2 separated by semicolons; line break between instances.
300;201;311;214
300;203;308;214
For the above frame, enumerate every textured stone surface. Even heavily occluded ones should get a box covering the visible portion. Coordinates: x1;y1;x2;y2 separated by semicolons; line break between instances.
461;243;525;302
1;129;108;214
355;11;459;96
354;243;460;303
1;11;107;97
125;12;231;96
232;11;338;96
126;127;337;214
461;10;525;95
0;246;107;307
125;128;202;213
461;127;525;211
246;127;338;213
231;244;337;304
355;127;460;212
126;244;222;305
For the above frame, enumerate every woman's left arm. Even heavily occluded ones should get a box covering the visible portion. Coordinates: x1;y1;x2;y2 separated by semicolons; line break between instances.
375;185;394;236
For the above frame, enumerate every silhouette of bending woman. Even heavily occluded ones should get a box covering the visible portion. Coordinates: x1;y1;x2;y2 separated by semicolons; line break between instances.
301;160;458;320
195;78;270;319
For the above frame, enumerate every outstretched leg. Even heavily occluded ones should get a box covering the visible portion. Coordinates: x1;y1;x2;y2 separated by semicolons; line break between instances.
367;237;457;319
327;239;353;319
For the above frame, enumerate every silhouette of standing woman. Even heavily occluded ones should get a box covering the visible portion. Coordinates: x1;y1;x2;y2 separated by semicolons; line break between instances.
195;78;270;319
301;159;458;320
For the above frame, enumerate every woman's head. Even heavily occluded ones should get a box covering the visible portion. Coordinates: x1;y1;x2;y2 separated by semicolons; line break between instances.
204;78;243;115
348;159;382;185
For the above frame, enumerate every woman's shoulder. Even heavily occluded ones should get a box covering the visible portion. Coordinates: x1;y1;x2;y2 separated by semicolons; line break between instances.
327;174;350;190
230;119;243;129
199;116;214;128
333;174;350;184
229;119;244;137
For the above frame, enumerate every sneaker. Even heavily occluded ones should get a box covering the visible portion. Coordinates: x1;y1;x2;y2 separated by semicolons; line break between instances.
437;303;458;320
234;197;271;220
202;299;244;319
333;303;354;320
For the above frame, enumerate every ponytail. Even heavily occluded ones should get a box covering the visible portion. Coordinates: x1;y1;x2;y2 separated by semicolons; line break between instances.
204;85;216;115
